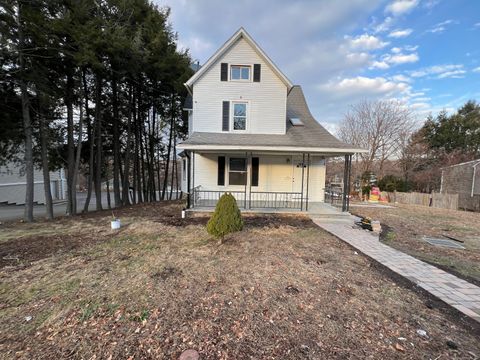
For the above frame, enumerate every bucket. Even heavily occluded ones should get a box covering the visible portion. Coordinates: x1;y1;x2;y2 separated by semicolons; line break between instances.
111;219;121;230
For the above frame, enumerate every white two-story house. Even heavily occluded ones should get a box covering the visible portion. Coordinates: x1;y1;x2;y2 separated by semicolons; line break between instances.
178;28;363;212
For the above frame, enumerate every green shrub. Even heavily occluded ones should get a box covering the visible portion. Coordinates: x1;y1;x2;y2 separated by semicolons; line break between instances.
207;193;243;240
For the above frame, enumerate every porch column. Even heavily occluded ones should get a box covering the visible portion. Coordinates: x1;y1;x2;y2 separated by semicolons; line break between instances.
300;153;305;211
347;154;352;211
342;154;352;212
186;151;191;209
305;153;310;211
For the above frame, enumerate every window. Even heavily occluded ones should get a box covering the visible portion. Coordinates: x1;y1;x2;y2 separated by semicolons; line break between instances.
229;158;247;185
230;65;250;80
233;102;247;131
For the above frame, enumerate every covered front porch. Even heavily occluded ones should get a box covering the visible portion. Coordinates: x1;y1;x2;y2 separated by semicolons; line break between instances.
181;150;354;213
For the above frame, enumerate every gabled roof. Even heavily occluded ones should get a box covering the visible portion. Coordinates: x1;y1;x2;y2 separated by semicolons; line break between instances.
184;27;293;92
178;86;366;155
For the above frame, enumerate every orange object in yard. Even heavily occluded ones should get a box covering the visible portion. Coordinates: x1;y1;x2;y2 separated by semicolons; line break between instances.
369;186;380;202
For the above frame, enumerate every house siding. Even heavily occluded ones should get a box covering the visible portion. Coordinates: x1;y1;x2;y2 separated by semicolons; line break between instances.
0;163;66;205
192;37;287;135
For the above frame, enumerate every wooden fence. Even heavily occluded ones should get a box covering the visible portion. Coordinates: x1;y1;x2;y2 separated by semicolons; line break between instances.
386;191;459;210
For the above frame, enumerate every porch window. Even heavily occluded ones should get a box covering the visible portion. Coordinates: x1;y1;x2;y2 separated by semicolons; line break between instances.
232;102;247;131
229;158;247;185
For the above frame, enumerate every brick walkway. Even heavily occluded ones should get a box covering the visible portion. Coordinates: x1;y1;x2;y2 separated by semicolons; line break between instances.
310;216;480;323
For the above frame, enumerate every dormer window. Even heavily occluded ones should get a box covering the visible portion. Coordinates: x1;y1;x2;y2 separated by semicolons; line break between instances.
230;65;250;81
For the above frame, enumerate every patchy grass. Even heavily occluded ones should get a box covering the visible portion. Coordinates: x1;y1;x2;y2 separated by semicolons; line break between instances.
0;201;479;359
353;203;480;285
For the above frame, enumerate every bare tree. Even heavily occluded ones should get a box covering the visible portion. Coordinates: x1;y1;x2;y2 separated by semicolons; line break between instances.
338;100;415;178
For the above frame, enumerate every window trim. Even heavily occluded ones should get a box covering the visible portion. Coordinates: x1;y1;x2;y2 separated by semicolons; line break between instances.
230;101;248;132
228;157;247;186
229;64;251;81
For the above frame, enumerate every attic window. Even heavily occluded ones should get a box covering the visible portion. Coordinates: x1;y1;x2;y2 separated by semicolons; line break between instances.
290;118;304;126
231;65;250;80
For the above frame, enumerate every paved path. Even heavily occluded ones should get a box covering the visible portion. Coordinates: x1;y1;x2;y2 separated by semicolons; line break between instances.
310;215;480;323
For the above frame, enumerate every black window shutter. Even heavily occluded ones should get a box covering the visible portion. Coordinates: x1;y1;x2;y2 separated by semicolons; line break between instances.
217;156;225;186
251;157;259;186
253;64;261;82
220;63;228;81
222;101;229;131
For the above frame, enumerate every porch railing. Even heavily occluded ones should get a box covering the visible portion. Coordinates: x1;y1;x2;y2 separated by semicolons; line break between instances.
324;185;343;207
191;189;247;208
189;188;305;210
250;191;303;210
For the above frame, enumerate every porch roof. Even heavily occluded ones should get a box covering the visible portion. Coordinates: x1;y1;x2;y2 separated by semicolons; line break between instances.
178;86;367;155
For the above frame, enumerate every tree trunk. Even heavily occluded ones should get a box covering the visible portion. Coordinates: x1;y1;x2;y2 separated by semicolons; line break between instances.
18;4;34;222
39;113;54;220
112;75;121;206
169;120;176;200
106;176;111;209
83;69;95;213
94;73;103;211
72;101;84;215
66;71;75;215
122;84;133;205
162;94;175;200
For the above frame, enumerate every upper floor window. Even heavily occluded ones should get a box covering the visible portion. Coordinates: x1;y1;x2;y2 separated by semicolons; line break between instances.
233;102;247;131
230;65;250;81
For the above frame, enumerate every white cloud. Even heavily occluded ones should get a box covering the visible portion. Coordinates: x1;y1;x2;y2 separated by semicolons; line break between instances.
473;67;480;73
392;74;411;82
370;60;390;69
391;47;402;53
411;102;430;109
385;0;419;15
427;19;454;34
372;16;393;33
409;91;425;97
404;45;418;51
346;34;389;50
410;64;465;78
319;76;409;98
437;70;466;79
383;52;419;64
388;28;413;38
475;22;480;28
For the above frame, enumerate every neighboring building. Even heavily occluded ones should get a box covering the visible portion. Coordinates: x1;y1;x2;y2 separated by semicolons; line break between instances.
441;159;480;211
0;162;66;205
178;28;364;211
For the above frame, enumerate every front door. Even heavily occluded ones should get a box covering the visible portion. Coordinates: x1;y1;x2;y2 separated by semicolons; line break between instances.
291;155;304;193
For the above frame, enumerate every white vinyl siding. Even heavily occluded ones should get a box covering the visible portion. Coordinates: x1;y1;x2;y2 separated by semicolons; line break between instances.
192;153;326;202
0;163;66;205
192;37;287;135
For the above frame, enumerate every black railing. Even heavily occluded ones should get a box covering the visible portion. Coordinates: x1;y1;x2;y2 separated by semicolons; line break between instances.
189;188;306;210
250;191;303;210
191;189;247;208
324;185;343;207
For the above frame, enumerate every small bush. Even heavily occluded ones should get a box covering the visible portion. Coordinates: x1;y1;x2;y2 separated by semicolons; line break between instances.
207;193;243;240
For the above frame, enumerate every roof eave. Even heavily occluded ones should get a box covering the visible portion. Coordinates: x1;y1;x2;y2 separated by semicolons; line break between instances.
177;143;367;154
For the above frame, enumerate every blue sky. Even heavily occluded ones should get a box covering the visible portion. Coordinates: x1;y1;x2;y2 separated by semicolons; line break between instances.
155;0;480;132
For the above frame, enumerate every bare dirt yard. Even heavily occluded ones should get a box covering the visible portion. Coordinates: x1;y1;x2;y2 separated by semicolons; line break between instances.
352;203;480;286
1;201;479;359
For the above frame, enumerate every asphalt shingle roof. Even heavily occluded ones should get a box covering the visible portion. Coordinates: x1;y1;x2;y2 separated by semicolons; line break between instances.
179;86;361;153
